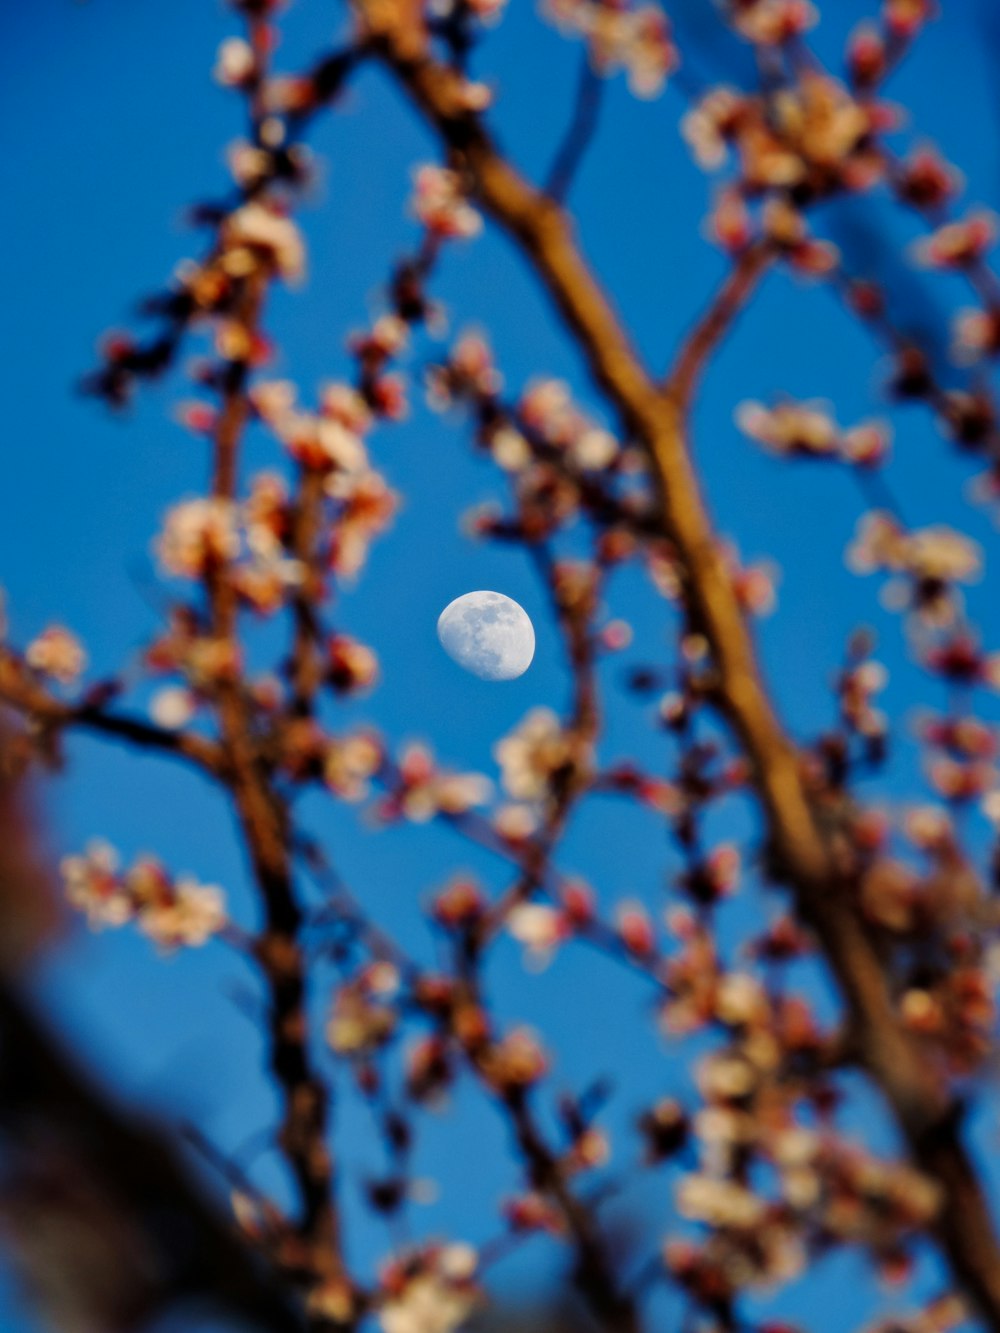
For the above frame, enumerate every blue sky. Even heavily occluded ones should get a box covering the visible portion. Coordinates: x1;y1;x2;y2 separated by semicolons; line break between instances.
4;1;1000;1329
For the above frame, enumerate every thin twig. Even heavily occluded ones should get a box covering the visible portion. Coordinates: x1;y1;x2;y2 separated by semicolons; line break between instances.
545;54;604;204
664;241;774;410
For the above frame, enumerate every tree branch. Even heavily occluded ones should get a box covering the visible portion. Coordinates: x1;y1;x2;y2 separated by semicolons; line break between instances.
350;5;1000;1323
0;981;306;1332
202;264;346;1310
664;241;774;409
0;648;225;774
0;759;302;1332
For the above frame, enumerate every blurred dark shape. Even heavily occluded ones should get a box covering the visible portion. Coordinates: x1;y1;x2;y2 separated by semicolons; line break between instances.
0;741;302;1333
0;743;64;976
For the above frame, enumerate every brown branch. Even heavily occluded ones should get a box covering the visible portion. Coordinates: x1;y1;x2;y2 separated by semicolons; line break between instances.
298;829;638;1328
479;545;599;942
286;467;329;719
350;5;1000;1324
0;648;225;774
449;950;639;1332
203;270;346;1313
503;1093;638;1333
664;240;774;410
6;200;342;1306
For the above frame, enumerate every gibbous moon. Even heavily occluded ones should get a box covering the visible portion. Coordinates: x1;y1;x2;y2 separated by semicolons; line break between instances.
436;591;535;681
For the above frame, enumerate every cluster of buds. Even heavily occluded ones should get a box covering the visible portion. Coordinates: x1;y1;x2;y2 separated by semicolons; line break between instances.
518;378;620;472
24;625;88;686
494;708;589;804
325;634;379;696
834;640;890;758
684;72;884;197
664;1209;804;1300
327;963;400;1058
920;631;1000;693
758;197;841;274
61;842;226;950
251;379;373;472
222;201;306;284
847;512;982;625
898;955;994;1075
143;609;242;714
85;4;326;410
917;713;997;805
270;719;385;798
722;0;817;46
737;400;891;467
477;1026;550;1094
156;498;241;580
346;315;411;421
913;211;996;271
541;0;677;98
429;335;645;558
411;974;553;1099
378;744;493;823
411;165;482;241
426;332;502;412
328;468;400;580
660;911;721;1035
157;476;367;620
662;969;946;1306
378;1242;480;1333
708;194;836;270
813;1143;942;1261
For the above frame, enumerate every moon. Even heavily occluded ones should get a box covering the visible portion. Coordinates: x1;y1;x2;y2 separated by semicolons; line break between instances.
436;591;535;681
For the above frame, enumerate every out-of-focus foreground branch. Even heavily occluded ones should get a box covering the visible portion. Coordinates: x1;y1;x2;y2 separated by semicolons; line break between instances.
0;749;303;1333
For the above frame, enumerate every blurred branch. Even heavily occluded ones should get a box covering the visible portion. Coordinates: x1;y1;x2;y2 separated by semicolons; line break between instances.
545;54;604;204
664;240;774;408
0;647;224;775
201;264;346;1305
0;749;302;1333
0;982;305;1333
